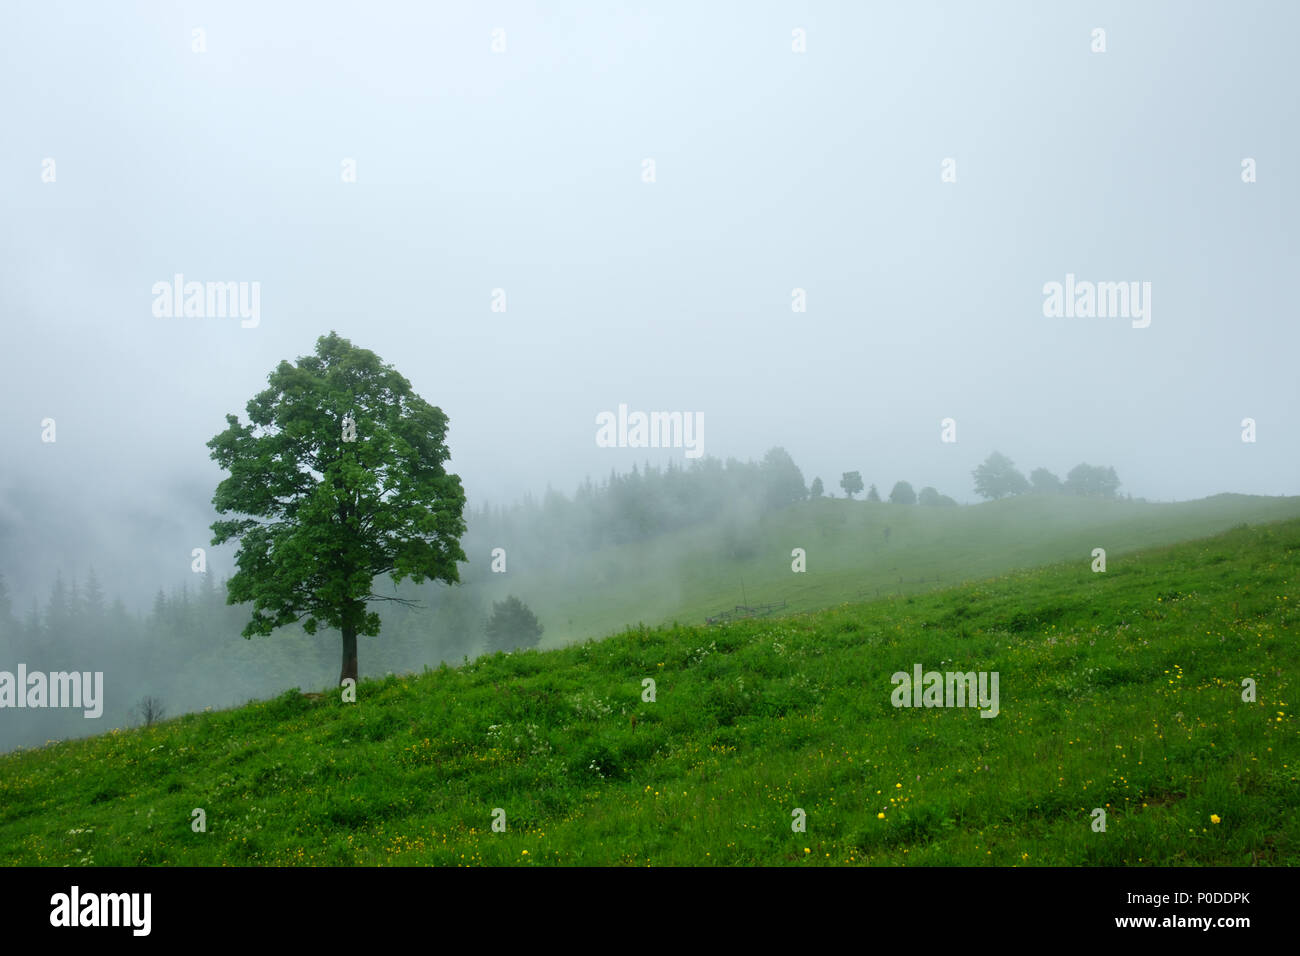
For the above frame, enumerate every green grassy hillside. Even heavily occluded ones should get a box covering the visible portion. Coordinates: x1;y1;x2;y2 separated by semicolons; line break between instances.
1;517;1295;866
14;494;1294;757
492;493;1300;646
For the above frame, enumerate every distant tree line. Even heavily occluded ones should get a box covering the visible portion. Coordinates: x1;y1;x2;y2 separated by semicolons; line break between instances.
972;451;1122;500
0;444;1126;750
808;473;957;507
0;567;488;752
471;447;811;552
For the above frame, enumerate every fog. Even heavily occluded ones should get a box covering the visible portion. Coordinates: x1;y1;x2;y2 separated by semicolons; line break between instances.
1;2;1297;749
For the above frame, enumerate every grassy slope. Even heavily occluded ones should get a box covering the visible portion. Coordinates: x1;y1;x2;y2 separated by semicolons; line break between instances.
9;494;1293;757
1;517;1295;866
494;493;1300;646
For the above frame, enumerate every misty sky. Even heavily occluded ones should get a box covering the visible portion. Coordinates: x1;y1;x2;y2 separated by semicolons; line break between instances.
2;0;1297;608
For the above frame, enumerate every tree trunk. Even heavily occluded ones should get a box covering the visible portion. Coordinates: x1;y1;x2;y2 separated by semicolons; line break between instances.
340;620;358;686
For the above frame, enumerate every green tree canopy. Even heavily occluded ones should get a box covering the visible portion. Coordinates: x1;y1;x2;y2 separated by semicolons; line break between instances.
760;447;808;509
866;483;881;503
840;471;864;499
1029;467;1063;494
484;595;544;654
972;451;1030;500
208;331;467;685
1064;463;1121;498
889;480;917;505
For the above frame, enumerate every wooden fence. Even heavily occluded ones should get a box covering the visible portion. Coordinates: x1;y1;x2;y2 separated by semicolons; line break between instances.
705;600;787;625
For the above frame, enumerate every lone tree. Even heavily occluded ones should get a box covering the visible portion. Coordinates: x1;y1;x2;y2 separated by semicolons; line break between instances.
132;695;166;727
972;451;1030;500
840;471;864;500
866;483;881;503
809;476;824;498
1029;467;1063;494
484;595;544;654
889;480;917;505
208;332;467;686
1064;463;1121;498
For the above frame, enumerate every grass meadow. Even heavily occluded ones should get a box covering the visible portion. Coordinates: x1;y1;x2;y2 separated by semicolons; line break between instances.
1;517;1294;866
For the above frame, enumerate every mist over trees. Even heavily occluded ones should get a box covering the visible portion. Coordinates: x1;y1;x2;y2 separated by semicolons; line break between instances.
0;566;489;753
0;446;823;750
1030;468;1063;494
1064;464;1122;498
1;438;1123;752
972;452;1031;500
974;452;1121;501
889;481;917;505
918;486;958;507
483;596;544;654
840;472;864;499
761;447;808;510
475;449;812;553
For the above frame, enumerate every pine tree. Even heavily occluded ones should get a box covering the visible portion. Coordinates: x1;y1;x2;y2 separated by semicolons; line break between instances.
0;573;12;654
0;572;12;632
83;568;106;620
45;571;71;659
